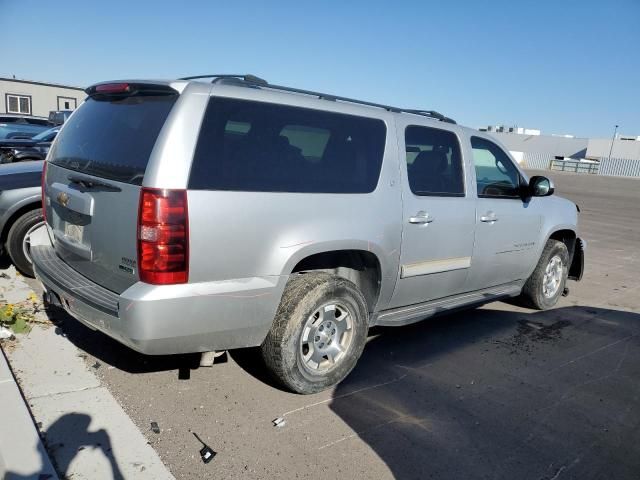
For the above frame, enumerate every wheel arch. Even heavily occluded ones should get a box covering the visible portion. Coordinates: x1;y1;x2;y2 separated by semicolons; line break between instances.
544;227;584;281
289;248;383;314
1;197;42;249
548;228;577;257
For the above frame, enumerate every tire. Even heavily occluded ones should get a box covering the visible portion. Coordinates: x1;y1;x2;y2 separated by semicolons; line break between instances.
6;208;44;277
518;239;569;310
261;272;369;394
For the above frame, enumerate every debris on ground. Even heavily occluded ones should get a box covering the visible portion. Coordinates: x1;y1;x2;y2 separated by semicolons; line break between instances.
150;421;160;434
0;269;52;335
91;361;101;369
494;319;572;354
192;431;216;464
273;417;286;428
0;326;14;339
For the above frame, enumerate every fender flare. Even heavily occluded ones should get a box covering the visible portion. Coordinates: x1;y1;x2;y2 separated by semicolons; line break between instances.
0;193;42;240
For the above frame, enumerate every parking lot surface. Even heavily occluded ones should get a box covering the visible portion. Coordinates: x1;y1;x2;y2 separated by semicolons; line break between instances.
38;171;640;479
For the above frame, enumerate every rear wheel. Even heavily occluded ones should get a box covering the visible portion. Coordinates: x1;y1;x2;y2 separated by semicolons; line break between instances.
6;208;44;277
261;272;369;394
519;239;569;310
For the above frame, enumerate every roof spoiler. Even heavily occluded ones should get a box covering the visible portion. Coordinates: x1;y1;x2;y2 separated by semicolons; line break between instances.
85;82;178;97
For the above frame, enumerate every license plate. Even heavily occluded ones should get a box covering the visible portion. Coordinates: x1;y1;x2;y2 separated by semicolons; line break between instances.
64;223;84;244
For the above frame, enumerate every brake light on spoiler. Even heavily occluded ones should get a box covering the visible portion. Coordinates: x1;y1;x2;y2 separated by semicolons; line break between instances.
137;188;189;285
95;83;130;94
85;82;178;97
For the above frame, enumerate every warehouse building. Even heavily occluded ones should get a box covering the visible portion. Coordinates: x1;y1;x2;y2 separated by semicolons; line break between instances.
482;124;640;177
0;76;86;118
586;136;640;161
487;130;588;164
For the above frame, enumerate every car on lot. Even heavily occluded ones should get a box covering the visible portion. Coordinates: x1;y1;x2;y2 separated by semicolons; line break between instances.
0;115;50;126
33;75;585;394
0;116;50;140
0;160;45;276
48;110;73;126
0;127;60;164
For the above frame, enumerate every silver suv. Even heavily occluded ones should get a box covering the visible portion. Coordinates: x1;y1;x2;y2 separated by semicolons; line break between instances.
33;75;585;394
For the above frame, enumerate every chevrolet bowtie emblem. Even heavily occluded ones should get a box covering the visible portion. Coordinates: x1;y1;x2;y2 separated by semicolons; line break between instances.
57;191;69;207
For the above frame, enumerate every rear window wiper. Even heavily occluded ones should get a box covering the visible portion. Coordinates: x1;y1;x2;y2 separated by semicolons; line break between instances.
67;174;122;192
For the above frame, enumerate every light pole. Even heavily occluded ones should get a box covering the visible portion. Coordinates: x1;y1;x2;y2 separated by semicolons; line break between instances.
608;124;619;162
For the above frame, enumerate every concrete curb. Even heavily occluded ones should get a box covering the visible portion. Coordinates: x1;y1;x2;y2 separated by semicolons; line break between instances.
0;345;58;480
7;325;175;480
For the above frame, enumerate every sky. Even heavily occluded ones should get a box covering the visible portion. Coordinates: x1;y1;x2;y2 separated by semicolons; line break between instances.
1;0;638;138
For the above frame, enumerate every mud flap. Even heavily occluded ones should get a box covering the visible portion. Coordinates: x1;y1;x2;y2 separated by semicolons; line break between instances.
568;238;585;281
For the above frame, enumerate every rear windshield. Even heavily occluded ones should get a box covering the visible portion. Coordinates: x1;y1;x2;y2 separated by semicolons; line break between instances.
189;98;386;193
49;94;177;185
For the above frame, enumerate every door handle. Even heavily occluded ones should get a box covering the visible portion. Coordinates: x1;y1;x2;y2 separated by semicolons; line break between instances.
409;212;434;224
480;212;498;223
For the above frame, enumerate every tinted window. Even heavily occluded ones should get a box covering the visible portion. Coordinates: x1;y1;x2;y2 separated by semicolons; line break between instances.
189;98;386;193
49;94;177;185
405;126;464;196
471;136;521;198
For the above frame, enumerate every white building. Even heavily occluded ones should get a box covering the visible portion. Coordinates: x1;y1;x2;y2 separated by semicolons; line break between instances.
0;76;86;118
479;125;541;136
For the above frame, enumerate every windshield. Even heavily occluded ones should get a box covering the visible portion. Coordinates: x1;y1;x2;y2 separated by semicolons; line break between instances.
32;127;58;141
48;94;177;185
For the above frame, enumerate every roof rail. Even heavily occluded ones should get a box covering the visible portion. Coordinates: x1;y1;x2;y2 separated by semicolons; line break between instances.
178;74;268;85
179;74;456;124
404;109;457;124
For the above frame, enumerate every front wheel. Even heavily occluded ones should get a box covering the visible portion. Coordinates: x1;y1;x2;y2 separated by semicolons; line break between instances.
261;272;369;394
518;239;569;310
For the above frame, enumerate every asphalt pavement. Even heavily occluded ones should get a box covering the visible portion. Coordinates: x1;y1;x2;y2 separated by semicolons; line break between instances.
22;171;640;479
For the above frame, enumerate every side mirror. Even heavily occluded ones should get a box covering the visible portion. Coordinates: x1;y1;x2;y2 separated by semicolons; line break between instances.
529;176;554;197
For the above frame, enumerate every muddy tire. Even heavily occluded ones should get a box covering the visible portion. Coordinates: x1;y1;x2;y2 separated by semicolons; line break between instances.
518;239;569;310
6;208;44;277
261;272;369;394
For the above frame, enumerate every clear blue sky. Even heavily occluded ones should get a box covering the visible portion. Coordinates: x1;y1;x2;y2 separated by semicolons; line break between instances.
1;0;638;138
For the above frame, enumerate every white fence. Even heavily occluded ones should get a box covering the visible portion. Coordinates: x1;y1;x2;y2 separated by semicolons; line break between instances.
522;152;554;170
522;152;640;178
598;157;640;177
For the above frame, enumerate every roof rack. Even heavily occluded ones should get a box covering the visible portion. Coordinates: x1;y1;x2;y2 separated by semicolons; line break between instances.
404;110;457;124
179;74;456;124
178;74;268;85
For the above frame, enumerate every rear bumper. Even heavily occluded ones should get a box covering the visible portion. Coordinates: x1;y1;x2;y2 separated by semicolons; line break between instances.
31;245;286;355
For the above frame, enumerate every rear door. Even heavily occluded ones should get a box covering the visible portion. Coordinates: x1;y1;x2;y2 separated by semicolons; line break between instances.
44;84;179;293
387;122;476;309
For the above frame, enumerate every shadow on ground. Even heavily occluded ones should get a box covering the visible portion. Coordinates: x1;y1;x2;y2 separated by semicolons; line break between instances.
47;307;203;378
3;413;122;480
328;305;640;480
48;300;640;479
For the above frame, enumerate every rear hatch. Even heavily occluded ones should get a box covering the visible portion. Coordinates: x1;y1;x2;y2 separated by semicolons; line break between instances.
44;83;179;293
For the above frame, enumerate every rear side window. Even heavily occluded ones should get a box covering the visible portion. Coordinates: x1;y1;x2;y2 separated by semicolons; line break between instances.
49;94;177;185
189;98;386;193
405;125;464;196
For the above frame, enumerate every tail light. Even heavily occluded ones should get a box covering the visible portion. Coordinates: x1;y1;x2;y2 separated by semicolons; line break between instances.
41;161;47;224
137;188;189;284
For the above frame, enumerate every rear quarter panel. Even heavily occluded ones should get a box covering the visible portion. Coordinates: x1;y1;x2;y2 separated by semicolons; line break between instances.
186;112;403;312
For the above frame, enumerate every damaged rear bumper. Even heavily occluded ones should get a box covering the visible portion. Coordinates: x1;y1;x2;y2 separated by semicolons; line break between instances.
31;245;286;355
